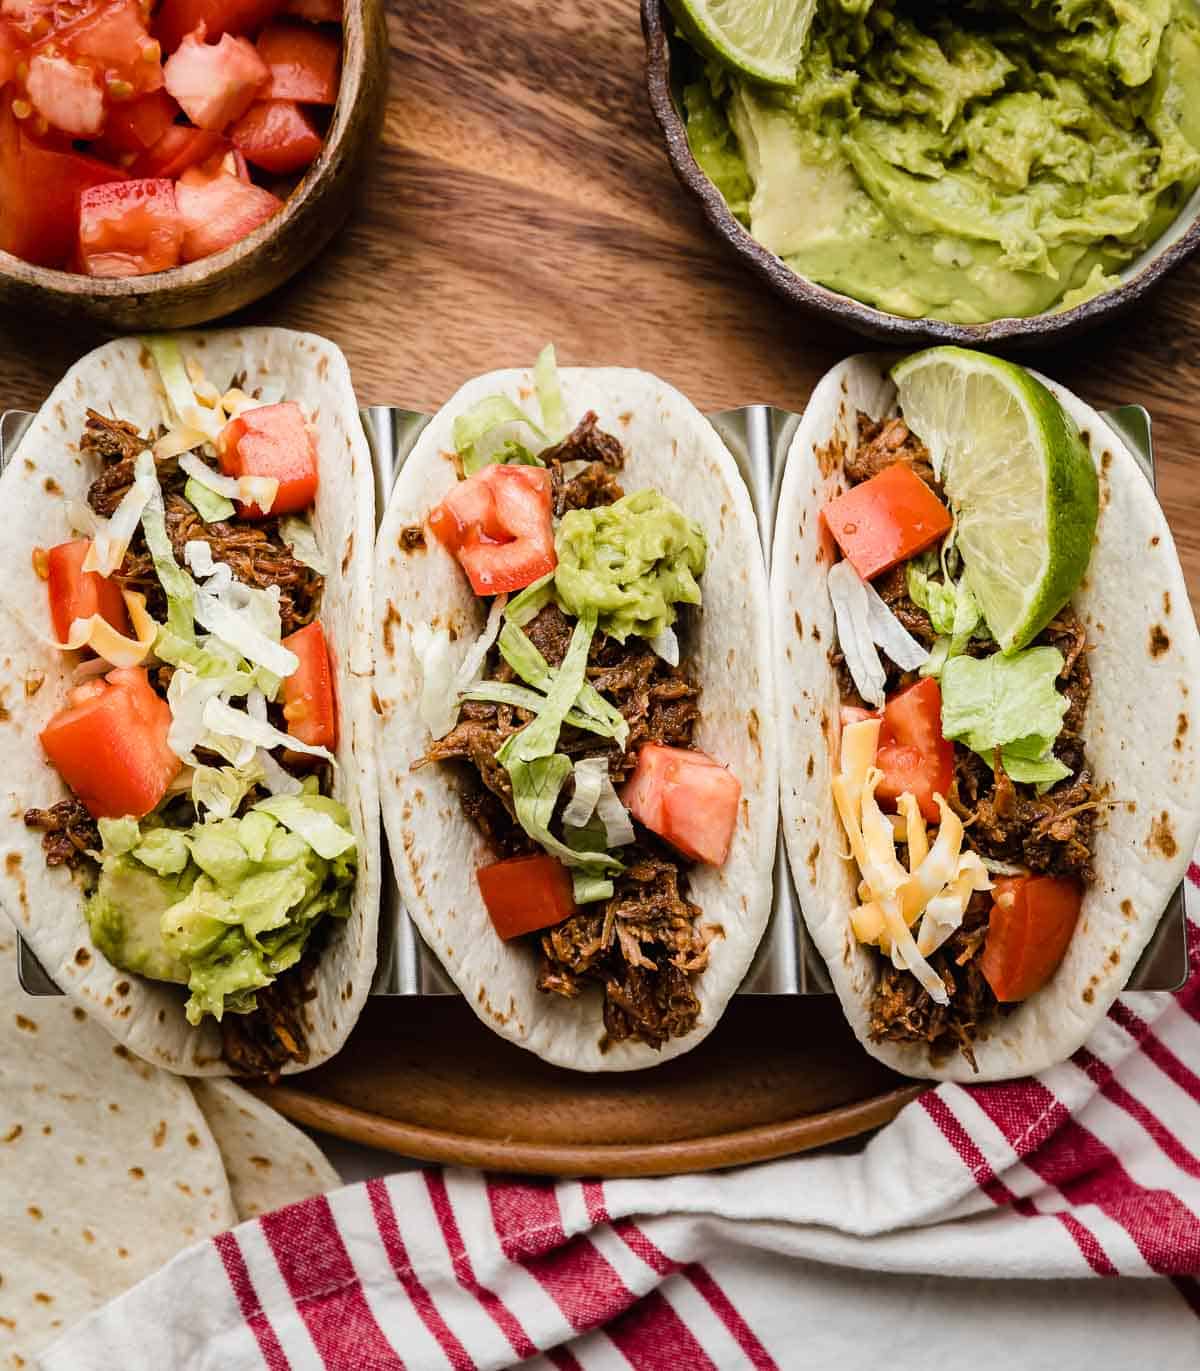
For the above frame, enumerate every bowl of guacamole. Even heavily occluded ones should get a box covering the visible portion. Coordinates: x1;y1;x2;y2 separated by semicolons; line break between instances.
643;0;1200;342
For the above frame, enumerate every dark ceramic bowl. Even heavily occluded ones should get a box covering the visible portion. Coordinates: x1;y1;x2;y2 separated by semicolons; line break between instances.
0;0;388;332
642;0;1200;348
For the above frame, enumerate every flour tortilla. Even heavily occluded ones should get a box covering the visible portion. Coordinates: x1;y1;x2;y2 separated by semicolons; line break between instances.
0;329;380;1076
190;1080;339;1220
375;366;777;1071
0;920;235;1371
772;353;1200;1082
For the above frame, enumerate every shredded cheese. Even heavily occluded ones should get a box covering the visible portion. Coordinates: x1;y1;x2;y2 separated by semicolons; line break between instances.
54;589;156;668
833;718;993;1006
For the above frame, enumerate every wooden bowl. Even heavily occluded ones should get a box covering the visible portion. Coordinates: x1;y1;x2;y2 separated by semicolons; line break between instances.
0;0;388;331
642;0;1200;348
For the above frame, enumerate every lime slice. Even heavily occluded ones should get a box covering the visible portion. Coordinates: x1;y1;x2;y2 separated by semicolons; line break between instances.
667;0;817;86
890;347;1098;654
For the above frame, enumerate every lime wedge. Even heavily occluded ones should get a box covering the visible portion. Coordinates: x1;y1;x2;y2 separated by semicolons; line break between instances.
890;347;1098;654
667;0;816;86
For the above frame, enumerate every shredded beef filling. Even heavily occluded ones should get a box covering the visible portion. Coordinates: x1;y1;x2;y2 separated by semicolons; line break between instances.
24;406;332;1078
23;798;101;870
81;410;323;636
419;420;714;1050
839;413;1097;1065
869;895;995;1070
219;941;324;1082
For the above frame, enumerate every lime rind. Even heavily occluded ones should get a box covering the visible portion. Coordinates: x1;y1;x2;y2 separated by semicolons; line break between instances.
666;0;817;86
891;347;1098;654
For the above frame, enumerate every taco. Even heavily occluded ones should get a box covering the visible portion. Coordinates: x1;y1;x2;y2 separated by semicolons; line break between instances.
773;347;1200;1082
374;349;776;1070
0;329;379;1078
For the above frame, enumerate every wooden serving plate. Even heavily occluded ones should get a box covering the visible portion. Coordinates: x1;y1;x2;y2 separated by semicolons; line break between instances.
254;999;924;1177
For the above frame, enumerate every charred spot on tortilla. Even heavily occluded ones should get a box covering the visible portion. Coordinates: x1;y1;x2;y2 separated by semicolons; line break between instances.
74;947;90;966
1147;812;1177;859
340;533;354;574
4;853;19;874
1100;451;1112;473
812;624;821;642
806;755;815;778
794;611;803;638
1150;625;1170;657
748;709;761;753
1164;591;1172;615
14;1014;36;1032
1120;899;1134;919
1151;535;1160;547
399;524;426;551
382;602;403;656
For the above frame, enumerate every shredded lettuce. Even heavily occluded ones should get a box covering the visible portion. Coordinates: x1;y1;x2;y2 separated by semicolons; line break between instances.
565;819;616;903
137;451;195;638
279;517;328;575
193;575;298;681
142;334;196;425
252;794;356;861
504;572;556;628
498;611;596;766
411;622;456;739
454;396;545;475
202;696;334;766
192;759;266;820
940;647;1071;787
908;549;984;664
493;610;623;872
460;681;615;736
186;478;236;523
506;754;622;873
451;345;570;473
533;344;569;443
497;621;628;746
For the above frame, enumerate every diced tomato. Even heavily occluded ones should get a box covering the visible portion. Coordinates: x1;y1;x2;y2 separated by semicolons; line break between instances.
281;620;336;749
46;540;129;643
621;744;741;866
26;52;105;136
130;123;228;177
0;21;18;88
52;0;163;96
284;0;340;20
477;853;576;941
78;176;181;276
174;160;280;261
94;89;179;158
154;0;288;55
39;666;181;819
163;25;268;130
821;465;952;582
256;19;338;103
981;876;1083;1003
872;677;954;825
217;400;318;517
0;99;126;266
231;97;320;173
198;144;250;179
428;465;556;597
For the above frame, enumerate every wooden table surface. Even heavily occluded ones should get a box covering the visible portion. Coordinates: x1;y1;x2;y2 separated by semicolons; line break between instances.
1;0;1197;610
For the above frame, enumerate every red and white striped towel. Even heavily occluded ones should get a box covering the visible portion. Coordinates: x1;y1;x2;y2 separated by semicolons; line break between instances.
41;867;1200;1370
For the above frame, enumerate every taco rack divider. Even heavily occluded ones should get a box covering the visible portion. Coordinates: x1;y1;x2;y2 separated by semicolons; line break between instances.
5;403;1189;1001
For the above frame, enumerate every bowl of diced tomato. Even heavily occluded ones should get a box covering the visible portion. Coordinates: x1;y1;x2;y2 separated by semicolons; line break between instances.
0;0;386;328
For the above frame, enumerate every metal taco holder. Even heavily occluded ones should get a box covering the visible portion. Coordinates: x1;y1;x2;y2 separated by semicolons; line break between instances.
7;401;1189;1001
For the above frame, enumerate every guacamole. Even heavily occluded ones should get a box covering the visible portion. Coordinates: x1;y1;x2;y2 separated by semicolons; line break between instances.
554;489;707;641
85;794;356;1026
683;0;1200;322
